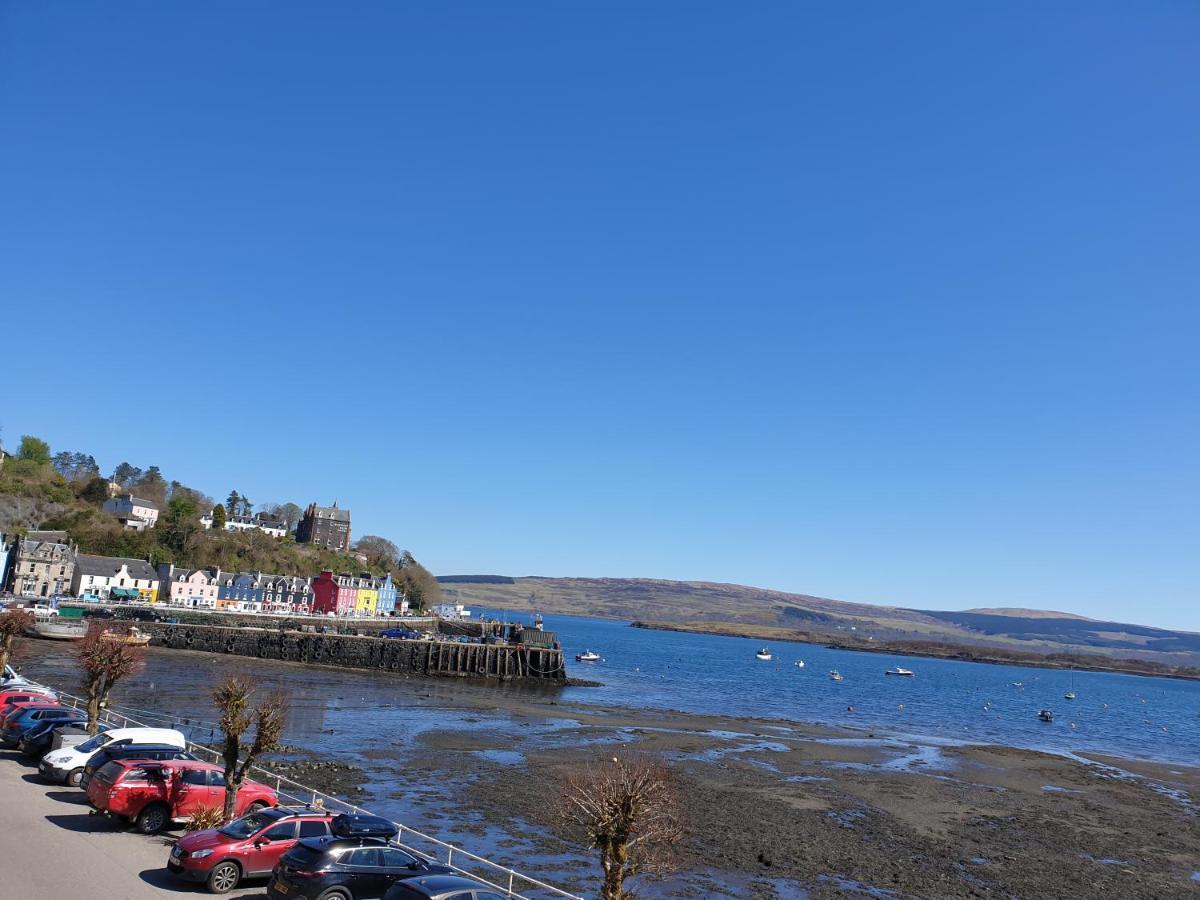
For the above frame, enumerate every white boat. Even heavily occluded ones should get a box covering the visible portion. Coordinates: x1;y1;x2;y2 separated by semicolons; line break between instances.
30;620;88;641
755;648;772;661
885;667;915;677
794;660;805;668
575;650;601;662
1064;670;1076;700
1038;709;1054;722
829;670;844;682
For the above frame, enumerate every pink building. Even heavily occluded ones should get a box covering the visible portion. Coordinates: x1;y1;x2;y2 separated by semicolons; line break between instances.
311;570;359;616
156;564;219;608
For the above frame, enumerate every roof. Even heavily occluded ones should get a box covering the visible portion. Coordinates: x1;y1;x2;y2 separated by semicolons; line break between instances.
308;504;351;522
75;554;158;581
25;530;68;543
112;494;159;510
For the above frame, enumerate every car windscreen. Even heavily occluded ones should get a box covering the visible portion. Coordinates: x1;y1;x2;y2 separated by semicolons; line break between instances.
94;760;126;784
219;809;283;839
76;733;113;753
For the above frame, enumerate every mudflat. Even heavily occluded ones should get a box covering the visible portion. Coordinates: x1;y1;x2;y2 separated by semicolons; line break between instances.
394;689;1200;899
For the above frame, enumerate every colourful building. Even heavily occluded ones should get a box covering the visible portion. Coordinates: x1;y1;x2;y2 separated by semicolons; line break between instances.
311;571;358;616
156;564;219;608
355;581;379;616
376;573;398;615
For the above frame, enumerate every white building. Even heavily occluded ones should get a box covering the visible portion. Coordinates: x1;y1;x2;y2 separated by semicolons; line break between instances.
72;554;160;602
200;512;286;538
432;603;472;620
102;494;160;530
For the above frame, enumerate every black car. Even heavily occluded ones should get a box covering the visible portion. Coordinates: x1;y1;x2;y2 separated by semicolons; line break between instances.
268;814;451;900
16;713;89;758
382;875;509;900
123;608;164;623
79;743;197;789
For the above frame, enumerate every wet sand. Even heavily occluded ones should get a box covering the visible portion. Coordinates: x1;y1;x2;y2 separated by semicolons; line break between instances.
16;642;1200;898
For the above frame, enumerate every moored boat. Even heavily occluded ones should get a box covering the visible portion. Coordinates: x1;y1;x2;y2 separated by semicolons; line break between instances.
30;620;88;641
885;667;915;677
794;660;805;668
1038;709;1054;722
100;626;151;646
829;670;844;682
575;650;601;662
755;648;772;661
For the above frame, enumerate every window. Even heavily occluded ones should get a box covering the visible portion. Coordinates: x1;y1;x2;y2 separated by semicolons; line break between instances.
377;848;418;868
298;820;329;838
181;769;208;786
444;894;474;900
343;848;382;867
210;770;227;787
121;767;152;783
264;821;297;841
475;893;508;900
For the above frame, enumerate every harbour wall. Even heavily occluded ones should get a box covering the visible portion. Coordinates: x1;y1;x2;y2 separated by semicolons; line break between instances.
144;622;567;682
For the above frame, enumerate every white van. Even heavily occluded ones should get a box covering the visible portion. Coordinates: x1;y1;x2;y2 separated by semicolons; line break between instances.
38;727;187;786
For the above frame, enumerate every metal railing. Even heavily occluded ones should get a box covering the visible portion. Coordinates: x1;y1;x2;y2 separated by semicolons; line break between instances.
44;683;584;900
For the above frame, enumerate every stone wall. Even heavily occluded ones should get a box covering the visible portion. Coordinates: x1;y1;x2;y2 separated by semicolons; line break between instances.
146;622;566;682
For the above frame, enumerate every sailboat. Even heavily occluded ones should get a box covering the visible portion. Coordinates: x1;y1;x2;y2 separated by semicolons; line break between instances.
1064;669;1077;701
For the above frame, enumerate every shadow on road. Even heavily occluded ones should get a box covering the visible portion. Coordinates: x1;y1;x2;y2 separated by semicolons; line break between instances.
44;789;88;805
139;868;270;897
46;812;117;833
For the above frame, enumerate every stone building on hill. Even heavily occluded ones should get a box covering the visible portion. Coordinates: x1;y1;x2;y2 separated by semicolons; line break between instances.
4;537;76;598
296;502;351;552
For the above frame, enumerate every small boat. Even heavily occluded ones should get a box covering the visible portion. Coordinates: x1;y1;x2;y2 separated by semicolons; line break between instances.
101;627;151;646
1064;669;1076;700
794;660;805;668
1038;709;1054;722
1064;691;1076;701
829;670;844;682
575;650;601;662
1010;682;1023;688
885;667;915;677
755;648;772;661
30;620;88;641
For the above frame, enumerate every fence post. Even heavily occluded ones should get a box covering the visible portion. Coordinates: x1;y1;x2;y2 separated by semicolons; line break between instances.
508;871;515;895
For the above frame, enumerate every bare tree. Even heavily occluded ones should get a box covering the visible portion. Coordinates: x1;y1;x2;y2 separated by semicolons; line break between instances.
0;609;34;674
559;753;685;900
213;675;288;821
75;623;145;734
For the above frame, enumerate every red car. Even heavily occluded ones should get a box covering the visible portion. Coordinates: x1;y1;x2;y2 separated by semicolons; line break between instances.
169;806;334;894
87;758;278;834
0;687;57;708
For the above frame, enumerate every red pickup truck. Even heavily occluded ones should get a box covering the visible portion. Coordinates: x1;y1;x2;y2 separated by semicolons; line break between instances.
87;758;277;834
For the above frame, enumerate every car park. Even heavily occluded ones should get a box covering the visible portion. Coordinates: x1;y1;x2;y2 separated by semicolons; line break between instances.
87;759;277;834
0;703;77;747
382;875;510;900
267;814;451;900
78;739;196;790
169;806;334;894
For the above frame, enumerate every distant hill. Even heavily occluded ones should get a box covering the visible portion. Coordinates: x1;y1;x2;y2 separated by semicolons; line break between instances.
436;575;1200;667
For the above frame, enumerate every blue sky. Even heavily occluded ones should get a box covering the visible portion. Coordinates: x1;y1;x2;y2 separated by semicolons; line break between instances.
1;3;1197;629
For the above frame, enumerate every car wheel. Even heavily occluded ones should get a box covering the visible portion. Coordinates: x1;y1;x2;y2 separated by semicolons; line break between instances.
206;860;241;894
245;800;269;813
135;803;169;834
317;890;352;900
66;768;84;787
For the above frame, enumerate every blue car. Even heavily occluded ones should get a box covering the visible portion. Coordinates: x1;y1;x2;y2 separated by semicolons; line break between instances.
380;628;421;640
17;714;95;758
0;706;83;747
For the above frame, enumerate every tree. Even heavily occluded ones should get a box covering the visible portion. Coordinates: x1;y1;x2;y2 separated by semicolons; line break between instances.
111;462;142;487
210;503;227;530
559;753;684;900
239;496;252;517
225;491;241;515
356;535;400;569
213;675;288;821
75;623;145;734
79;476;111;504
0;609;34;675
17;435;51;465
53;451;100;482
397;551;441;612
160;495;201;554
131;465;168;506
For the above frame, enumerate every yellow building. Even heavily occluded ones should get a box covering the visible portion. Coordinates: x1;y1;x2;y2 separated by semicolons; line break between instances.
355;585;379;616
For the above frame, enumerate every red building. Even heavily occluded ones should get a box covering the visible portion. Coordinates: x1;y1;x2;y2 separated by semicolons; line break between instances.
310;571;357;616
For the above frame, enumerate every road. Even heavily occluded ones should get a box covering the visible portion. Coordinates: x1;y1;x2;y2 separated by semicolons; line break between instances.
0;748;266;899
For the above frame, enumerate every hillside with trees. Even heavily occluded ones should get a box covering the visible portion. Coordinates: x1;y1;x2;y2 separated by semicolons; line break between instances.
0;432;440;610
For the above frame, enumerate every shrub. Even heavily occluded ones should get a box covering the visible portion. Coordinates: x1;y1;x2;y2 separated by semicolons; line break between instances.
184;806;227;831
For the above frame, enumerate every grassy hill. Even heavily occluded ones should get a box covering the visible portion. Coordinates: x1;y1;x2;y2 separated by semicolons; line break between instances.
437;575;1200;668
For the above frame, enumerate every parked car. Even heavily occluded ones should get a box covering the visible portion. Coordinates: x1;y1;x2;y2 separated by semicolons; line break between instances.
0;699;58;731
169;806;334;894
123;608;164;623
42;726;187;786
16;712;89;758
379;629;421;640
82;606;117;619
0;686;58;710
32;603;59;616
383;875;510;900
268;814;451;900
0;703;77;747
79;739;196;790
87;759;277;834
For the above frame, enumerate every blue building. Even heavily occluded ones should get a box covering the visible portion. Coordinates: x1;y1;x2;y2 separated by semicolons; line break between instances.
376;573;398;615
216;572;265;611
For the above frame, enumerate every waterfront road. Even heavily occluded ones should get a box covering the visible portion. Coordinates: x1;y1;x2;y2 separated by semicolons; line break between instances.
0;750;265;899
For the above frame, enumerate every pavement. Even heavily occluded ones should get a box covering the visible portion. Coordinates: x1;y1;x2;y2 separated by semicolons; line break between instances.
0;749;266;899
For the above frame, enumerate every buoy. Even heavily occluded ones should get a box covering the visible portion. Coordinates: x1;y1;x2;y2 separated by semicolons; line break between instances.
847;705;854;712
898;703;905;710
